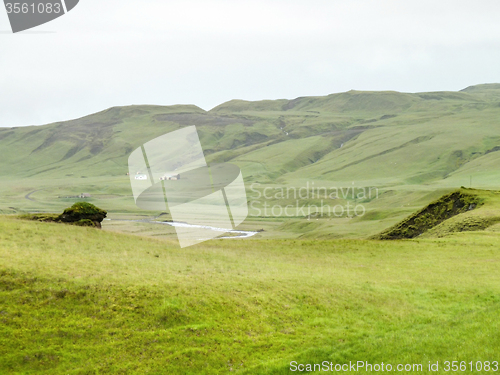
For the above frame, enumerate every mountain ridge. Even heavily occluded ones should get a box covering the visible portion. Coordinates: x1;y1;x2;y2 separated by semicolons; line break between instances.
1;84;500;189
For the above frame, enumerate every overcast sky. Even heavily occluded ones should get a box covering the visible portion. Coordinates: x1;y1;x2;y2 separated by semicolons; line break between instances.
1;0;500;127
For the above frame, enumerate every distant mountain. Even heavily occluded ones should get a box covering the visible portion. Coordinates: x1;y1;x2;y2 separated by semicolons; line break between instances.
2;84;500;190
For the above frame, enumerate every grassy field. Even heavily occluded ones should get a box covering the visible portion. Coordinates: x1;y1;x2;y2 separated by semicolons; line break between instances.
2;85;500;373
1;212;500;374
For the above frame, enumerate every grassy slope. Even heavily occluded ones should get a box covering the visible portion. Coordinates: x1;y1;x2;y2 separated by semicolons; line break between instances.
1;216;500;374
371;188;500;239
2;84;500;238
2;84;500;185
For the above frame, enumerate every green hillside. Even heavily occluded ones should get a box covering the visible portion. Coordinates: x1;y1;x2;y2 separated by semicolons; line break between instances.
374;188;500;239
2;84;500;184
2;84;500;238
1;215;500;374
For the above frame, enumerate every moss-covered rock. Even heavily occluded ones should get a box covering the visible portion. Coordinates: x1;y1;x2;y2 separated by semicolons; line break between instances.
58;202;107;228
20;202;107;229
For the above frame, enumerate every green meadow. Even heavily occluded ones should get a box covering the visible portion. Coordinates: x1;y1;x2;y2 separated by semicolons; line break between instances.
2;85;500;373
1;215;500;374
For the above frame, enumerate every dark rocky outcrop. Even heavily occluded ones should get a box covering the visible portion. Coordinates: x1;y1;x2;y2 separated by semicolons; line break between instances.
373;189;481;240
58;202;107;228
21;202;107;228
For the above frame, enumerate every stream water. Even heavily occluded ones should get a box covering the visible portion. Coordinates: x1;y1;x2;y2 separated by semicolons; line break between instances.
104;218;258;239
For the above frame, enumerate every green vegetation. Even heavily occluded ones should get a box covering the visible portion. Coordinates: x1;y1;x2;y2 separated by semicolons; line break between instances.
373;188;500;240
2;85;500;373
21;202;107;228
19;213;60;222
59;202;107;228
1;215;500;374
2;84;500;239
375;189;481;239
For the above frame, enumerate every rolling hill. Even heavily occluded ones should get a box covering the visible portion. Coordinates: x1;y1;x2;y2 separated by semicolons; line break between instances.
2;84;500;184
2;84;500;237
